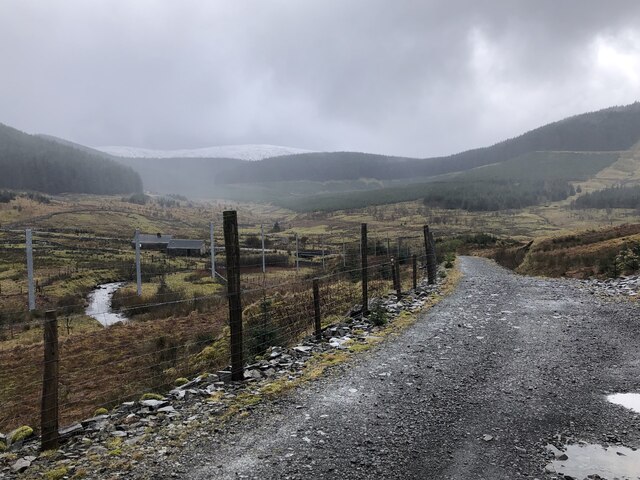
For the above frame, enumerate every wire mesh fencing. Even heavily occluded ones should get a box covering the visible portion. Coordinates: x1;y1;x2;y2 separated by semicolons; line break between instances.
0;214;438;449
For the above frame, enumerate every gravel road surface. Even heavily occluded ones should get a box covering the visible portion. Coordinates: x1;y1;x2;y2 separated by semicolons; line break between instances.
161;257;640;479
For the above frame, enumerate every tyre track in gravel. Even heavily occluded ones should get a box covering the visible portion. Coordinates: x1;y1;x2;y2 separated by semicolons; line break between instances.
151;256;640;479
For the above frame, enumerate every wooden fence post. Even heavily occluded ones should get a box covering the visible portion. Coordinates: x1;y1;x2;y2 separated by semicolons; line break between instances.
361;223;368;315
41;310;59;451
423;225;437;285
223;211;244;382
394;257;402;298
412;254;417;290
313;279;321;341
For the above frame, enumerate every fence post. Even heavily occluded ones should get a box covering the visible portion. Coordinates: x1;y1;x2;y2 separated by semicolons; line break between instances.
342;238;346;268
412;254;417;290
361;223;368;315
429;231;437;264
134;229;142;296
26;228;36;311
210;222;216;279
295;233;300;272
313;278;321;341
423;225;437;285
393;257;402;298
41;310;59;451
223;211;244;382
261;224;266;274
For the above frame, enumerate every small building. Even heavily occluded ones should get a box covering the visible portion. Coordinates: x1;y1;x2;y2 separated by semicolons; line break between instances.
167;239;206;257
132;233;172;250
297;249;325;259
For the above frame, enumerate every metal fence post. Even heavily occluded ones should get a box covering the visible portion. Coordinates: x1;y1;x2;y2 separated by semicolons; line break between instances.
313;278;321;341
26;228;36;311
295;233;300;272
210;222;216;279
135;229;142;296
361;223;368;315
41;310;59;451
223;211;244;381
261;224;266;274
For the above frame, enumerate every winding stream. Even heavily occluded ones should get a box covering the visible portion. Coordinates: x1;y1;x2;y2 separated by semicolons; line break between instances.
85;282;128;327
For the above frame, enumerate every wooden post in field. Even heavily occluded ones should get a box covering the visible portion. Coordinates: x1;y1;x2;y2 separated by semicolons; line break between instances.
429;231;437;264
313;278;321;341
360;223;368;315
423;225;437;285
412;254;417;290
223;211;243;382
393;257;402;298
41;310;59;451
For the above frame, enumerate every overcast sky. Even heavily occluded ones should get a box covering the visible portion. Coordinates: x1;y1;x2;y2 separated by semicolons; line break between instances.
1;1;640;158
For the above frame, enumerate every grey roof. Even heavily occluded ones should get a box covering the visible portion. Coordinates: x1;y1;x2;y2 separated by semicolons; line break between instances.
136;234;172;244
167;239;205;250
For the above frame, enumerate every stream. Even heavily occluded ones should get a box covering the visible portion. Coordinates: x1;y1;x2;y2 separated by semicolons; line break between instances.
85;282;128;327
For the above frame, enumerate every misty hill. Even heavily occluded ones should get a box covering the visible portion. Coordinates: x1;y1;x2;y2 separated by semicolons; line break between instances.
0;124;143;194
96;144;314;161
114;156;246;198
215;102;640;185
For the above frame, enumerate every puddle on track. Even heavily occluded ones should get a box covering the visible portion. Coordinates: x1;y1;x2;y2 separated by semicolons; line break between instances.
547;443;640;479
85;282;127;327
608;393;640;414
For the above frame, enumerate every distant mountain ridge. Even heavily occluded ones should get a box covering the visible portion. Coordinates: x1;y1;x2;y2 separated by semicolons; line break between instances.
95;144;315;161
215;102;640;185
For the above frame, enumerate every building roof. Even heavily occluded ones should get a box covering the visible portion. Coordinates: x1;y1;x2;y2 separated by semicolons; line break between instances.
167;239;205;250
136;233;173;244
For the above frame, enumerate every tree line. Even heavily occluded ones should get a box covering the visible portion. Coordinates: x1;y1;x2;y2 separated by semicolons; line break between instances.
572;185;640;209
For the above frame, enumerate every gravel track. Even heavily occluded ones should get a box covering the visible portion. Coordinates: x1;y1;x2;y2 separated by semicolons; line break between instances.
157;257;640;479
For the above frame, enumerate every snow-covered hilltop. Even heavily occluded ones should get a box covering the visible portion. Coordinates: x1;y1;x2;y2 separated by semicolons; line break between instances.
95;144;315;161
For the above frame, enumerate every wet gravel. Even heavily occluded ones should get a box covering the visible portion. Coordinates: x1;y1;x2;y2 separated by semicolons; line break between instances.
152;257;640;479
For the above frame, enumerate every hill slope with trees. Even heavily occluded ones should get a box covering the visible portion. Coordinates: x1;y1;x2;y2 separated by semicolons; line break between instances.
215;102;640;185
0;124;143;194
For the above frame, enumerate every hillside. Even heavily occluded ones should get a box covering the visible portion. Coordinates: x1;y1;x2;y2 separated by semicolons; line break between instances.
489;224;640;278
238;151;620;212
215;102;640;185
0;124;143;194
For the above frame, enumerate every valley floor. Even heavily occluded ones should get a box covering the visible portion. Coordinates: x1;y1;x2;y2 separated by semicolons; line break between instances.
136;256;640;479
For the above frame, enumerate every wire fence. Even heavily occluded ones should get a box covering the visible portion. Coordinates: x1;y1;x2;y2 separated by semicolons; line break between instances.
0;214;437;445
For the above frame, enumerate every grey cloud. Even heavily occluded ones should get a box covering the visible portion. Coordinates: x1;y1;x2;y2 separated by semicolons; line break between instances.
1;0;639;157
